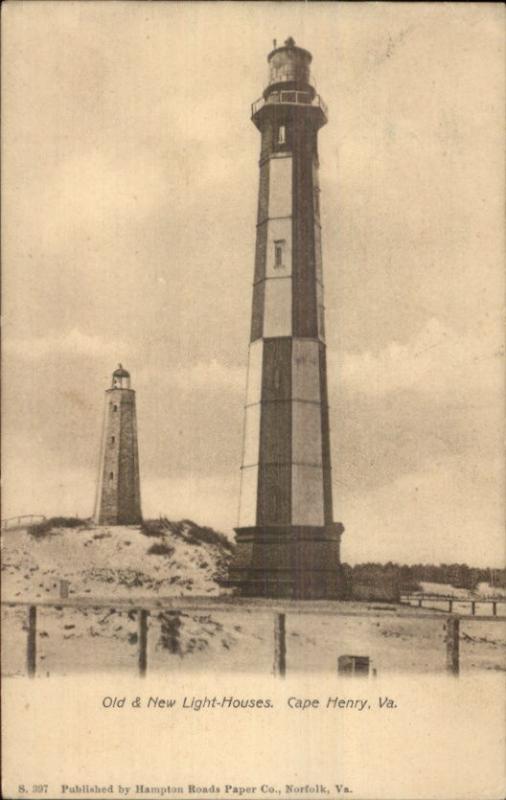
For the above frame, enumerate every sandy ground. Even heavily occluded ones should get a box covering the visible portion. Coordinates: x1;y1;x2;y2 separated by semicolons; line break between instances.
1;521;231;601
2;524;505;677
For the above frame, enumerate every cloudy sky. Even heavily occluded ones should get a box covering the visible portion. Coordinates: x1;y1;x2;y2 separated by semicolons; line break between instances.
3;2;504;566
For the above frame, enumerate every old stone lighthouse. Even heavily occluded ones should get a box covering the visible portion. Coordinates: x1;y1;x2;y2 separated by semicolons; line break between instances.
229;39;344;598
94;365;142;525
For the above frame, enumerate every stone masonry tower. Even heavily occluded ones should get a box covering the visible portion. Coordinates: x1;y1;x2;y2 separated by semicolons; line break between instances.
94;365;142;525
229;39;345;598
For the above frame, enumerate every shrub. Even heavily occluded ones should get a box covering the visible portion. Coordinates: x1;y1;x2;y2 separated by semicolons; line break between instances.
146;543;174;557
140;520;166;538
162;519;188;539
142;517;235;554
186;525;235;553
158;611;183;654
29;517;85;539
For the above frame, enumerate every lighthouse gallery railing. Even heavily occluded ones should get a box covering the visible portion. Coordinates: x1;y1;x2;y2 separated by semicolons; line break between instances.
251;91;328;118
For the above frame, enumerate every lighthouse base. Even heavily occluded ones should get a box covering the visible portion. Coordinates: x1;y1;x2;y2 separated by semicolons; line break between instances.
228;523;346;600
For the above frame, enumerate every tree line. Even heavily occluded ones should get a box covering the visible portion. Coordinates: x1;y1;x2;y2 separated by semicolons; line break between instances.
341;562;506;592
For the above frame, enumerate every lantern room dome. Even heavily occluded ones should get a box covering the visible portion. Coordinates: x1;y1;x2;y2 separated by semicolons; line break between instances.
111;364;131;389
113;364;130;379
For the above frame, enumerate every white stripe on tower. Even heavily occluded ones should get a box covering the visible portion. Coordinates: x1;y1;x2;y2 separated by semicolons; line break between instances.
238;339;263;527
262;154;293;338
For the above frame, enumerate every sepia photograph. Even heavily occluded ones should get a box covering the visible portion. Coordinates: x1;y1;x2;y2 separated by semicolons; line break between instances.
2;2;505;798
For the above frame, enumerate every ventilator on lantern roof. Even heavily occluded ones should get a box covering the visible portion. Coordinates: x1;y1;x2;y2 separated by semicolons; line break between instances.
113;363;130;378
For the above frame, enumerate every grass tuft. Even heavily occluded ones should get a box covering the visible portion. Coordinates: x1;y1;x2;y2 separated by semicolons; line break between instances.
146;542;175;557
29;517;87;539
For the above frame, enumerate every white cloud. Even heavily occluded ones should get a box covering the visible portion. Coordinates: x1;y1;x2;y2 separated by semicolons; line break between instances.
4;328;130;360
336;317;503;398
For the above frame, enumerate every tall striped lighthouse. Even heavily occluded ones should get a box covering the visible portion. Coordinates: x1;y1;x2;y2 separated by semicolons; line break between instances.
229;38;345;599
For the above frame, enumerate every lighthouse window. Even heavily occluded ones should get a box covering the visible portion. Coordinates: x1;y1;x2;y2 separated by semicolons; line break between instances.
109;472;114;481
113;404;118;412
274;240;285;269
277;125;286;145
111;436;115;445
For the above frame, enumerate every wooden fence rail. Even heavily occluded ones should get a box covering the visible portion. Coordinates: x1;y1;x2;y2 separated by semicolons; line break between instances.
3;600;505;679
401;593;504;616
1;514;46;531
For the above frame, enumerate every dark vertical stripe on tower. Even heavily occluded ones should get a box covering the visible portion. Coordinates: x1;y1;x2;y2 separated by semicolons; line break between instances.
319;342;334;525
131;397;141;515
251;160;270;343
257;160;270;224
257;338;292;525
117;393;137;524
292;117;318;338
251;220;267;340
262;337;292;401
250;280;265;342
254;223;267;284
260;120;275;163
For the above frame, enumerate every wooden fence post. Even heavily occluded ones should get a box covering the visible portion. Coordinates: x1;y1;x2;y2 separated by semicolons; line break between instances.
27;605;37;677
492;601;497;617
418;598;423;608
59;580;70;600
448;599;453;613
138;609;149;677
471;601;476;616
273;613;286;678
445;616;460;676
